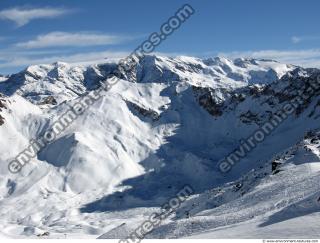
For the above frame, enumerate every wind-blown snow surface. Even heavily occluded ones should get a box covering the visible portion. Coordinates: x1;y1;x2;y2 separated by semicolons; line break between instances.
0;55;319;238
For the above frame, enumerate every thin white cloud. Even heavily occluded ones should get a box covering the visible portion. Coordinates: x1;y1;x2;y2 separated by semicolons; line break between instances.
15;32;132;48
291;35;320;44
0;50;129;69
0;7;70;27
291;36;301;44
219;49;320;68
1;48;320;74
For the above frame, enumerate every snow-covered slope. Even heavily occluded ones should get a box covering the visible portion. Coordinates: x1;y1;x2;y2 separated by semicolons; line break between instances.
0;55;319;238
146;130;320;238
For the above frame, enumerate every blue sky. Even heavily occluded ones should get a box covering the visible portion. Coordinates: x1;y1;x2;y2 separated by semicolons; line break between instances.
1;0;320;74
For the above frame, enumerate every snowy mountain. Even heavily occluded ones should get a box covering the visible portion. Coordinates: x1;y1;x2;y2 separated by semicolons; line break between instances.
0;55;319;238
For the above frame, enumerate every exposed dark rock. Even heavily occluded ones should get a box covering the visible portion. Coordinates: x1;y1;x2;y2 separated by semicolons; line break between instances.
249;85;264;98
272;161;281;172
231;93;246;103
0;97;6;109
240;111;261;124
234;182;243;191
37;232;50;237
39;96;58;105
126;100;160;121
192;86;225;117
0;115;4;126
0;93;7;126
304;130;317;139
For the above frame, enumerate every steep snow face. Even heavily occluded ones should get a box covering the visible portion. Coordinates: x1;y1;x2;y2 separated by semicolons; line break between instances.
0;62;117;106
1;62;89;105
35;80;172;193
0;55;318;238
0;94;44;166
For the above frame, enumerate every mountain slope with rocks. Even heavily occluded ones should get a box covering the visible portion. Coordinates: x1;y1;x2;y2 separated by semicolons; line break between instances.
0;55;319;238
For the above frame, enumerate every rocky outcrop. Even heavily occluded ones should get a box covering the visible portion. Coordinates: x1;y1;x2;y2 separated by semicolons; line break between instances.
126;100;160;121
0;93;7;126
192;86;227;117
240;111;261;124
39;96;58;105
